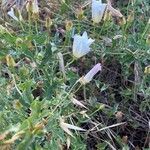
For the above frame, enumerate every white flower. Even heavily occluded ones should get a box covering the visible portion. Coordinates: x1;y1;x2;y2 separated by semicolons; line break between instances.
79;63;102;84
73;31;94;58
92;0;107;23
32;0;39;14
7;8;19;21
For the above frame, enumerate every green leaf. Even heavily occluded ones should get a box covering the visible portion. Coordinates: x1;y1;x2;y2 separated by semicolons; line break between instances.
17;131;33;150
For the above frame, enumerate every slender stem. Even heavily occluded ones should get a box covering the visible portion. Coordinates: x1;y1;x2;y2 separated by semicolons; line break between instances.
46;80;80;120
73;84;82;94
19;20;25;32
35;20;38;34
83;85;87;101
12;74;23;97
67;80;79;96
140;20;150;41
28;12;31;34
65;58;75;68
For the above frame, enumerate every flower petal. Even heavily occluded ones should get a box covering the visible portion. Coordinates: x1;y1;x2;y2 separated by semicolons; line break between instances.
7;8;19;21
82;31;88;39
73;32;94;58
60;118;73;137
92;0;107;23
88;38;95;45
71;97;87;109
81;63;102;84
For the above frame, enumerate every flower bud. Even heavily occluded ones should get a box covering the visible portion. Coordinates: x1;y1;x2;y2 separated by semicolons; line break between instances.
103;10;112;22
75;7;84;20
13;100;23;109
79;63;102;84
144;66;150;74
16;38;23;46
45;17;52;29
26;0;32;13
127;11;134;23
6;55;16;67
32;0;39;14
32;0;39;20
65;20;73;31
118;17;126;26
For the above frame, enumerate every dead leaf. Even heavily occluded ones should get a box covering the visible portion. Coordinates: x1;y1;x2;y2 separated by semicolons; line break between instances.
71;97;87;109
107;3;123;17
60;117;85;137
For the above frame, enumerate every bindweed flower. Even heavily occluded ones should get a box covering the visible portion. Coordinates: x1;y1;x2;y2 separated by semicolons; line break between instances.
26;0;32;12
32;0;39;20
73;31;94;58
32;0;39;14
79;63;102;84
92;0;107;23
7;8;19;21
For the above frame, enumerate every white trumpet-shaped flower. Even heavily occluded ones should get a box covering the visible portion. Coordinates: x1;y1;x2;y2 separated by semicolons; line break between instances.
92;0;107;23
32;0;39;14
73;31;94;58
7;8;19;21
79;63;102;84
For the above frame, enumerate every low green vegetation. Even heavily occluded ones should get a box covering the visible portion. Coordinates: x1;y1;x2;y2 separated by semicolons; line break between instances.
0;0;149;149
